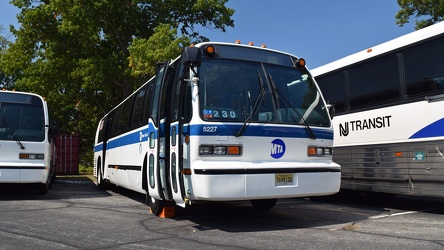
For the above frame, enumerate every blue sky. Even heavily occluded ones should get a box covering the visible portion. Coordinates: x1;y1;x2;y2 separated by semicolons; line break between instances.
0;1;417;69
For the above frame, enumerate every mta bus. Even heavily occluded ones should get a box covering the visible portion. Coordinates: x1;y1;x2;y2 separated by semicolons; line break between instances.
94;42;341;215
312;21;444;197
0;90;55;194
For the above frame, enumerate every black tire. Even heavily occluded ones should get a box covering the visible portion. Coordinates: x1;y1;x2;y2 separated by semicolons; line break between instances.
250;199;277;210
97;164;107;190
38;179;49;195
148;196;166;216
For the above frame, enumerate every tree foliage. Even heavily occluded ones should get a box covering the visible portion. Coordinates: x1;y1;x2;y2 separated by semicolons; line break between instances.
0;25;15;89
396;0;444;29
1;0;234;165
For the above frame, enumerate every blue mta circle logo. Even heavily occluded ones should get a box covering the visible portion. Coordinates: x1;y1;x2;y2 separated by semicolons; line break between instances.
270;139;286;159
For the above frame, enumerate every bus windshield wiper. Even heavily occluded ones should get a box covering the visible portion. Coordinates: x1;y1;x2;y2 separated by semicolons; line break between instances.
235;70;266;137
1;116;25;149
268;74;316;140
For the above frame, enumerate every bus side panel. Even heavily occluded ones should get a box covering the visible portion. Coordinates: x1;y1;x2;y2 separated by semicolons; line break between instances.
104;128;147;194
408;140;444;196
335;140;444;197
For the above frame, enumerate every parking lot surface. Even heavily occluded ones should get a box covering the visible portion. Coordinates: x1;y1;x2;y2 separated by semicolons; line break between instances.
1;180;444;249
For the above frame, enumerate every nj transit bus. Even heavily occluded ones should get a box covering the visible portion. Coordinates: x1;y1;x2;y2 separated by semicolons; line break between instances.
0;90;55;194
312;21;444;197
93;42;341;215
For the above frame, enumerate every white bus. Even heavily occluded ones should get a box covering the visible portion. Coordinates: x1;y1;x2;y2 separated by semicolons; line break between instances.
312;21;444;197
0;90;55;194
94;42;340;215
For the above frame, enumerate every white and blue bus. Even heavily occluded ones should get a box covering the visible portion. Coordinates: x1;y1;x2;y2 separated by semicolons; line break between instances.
94;42;340;215
312;21;444;197
0;90;55;194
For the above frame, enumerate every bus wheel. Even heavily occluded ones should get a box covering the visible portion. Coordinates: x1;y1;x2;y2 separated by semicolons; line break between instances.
148;196;166;216
250;199;277;210
97;166;106;190
38;180;49;195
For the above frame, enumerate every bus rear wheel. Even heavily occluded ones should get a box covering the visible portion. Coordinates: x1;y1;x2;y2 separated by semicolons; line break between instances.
250;199;277;210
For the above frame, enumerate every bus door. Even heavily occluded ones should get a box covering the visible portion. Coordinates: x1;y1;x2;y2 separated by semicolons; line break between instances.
147;63;170;205
147;47;201;214
162;49;202;208
168;63;190;208
147;62;181;212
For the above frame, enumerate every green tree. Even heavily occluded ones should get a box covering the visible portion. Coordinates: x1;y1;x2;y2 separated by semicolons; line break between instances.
0;25;14;89
396;0;444;29
1;0;234;165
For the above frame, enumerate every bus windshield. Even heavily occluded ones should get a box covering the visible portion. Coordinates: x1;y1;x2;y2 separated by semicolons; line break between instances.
199;59;330;127
0;102;45;142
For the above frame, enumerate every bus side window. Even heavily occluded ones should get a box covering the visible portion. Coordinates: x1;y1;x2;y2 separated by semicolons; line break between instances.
142;80;155;124
131;86;147;129
348;54;400;109
405;36;444;96
117;95;134;135
110;106;122;137
316;72;347;114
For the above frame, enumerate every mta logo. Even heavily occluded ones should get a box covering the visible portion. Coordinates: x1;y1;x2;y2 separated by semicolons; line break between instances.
270;139;286;159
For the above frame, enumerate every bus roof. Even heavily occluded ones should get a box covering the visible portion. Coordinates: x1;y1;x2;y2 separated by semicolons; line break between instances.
311;21;444;77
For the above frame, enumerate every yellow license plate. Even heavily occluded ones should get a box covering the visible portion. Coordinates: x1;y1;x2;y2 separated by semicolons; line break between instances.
275;174;294;186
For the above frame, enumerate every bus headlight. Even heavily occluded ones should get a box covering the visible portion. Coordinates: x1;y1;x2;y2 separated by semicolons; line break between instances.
307;146;332;156
199;145;242;156
19;153;45;160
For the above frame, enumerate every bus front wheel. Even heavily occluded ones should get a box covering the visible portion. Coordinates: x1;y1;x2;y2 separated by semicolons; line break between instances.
148;196;167;216
38;179;49;195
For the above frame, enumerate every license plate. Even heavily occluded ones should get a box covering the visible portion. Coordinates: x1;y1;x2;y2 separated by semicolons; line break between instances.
275;174;294;186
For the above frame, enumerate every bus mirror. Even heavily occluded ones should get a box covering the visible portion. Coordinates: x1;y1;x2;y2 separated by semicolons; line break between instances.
49;120;60;137
182;47;201;67
327;104;335;119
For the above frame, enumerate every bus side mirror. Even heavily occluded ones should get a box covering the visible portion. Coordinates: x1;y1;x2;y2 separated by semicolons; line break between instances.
49;120;60;139
182;47;202;67
327;104;335;119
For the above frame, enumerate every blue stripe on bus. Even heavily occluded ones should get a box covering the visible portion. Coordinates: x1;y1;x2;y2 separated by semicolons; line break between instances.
409;117;444;139
190;124;333;140
94;124;333;152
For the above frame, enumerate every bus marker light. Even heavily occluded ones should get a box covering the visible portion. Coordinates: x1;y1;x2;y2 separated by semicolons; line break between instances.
396;152;402;157
203;45;215;56
248;42;254;46
296;58;306;68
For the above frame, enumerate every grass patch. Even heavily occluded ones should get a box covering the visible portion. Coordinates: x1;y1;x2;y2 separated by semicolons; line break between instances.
79;165;93;175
